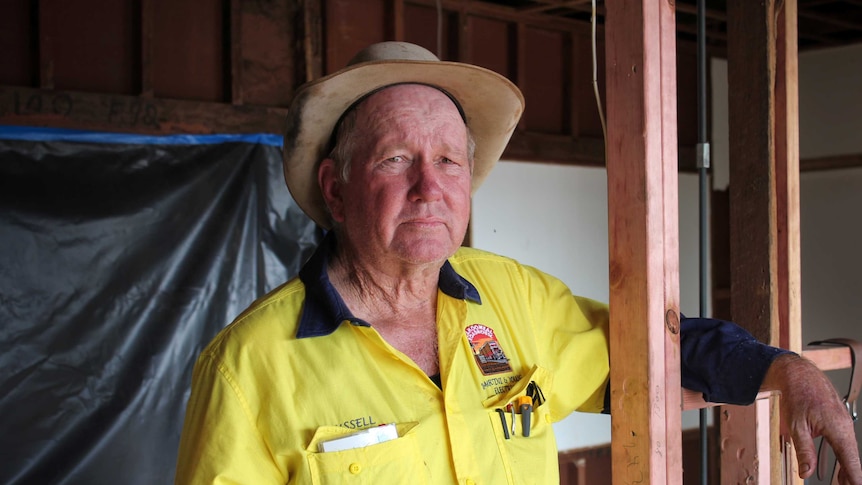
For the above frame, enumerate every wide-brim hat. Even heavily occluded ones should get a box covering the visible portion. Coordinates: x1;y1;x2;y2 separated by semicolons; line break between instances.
283;41;525;229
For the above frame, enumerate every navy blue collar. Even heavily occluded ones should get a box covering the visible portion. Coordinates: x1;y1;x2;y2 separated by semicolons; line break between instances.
296;232;482;339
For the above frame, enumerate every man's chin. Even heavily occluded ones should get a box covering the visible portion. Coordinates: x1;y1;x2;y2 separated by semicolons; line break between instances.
394;239;458;265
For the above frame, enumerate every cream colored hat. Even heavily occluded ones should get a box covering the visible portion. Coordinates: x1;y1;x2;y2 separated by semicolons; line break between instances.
282;41;525;228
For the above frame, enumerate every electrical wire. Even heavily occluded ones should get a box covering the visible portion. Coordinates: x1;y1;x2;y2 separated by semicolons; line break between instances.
591;0;607;148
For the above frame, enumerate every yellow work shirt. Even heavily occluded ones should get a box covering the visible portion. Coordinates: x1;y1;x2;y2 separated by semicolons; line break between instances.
175;237;610;484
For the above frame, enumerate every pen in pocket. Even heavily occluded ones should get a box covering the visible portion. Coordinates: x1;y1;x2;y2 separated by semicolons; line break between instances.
495;408;510;439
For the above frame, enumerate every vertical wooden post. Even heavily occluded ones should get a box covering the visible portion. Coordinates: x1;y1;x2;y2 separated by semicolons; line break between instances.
605;1;682;484
776;1;803;483
385;0;404;42
37;0;54;90
140;0;154;97
724;0;801;482
229;0;243;105
775;0;802;356
301;0;323;83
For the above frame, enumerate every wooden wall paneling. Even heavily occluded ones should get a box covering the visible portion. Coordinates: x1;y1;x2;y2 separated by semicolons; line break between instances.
0;0;35;86
605;0;683;483
569;32;583;139
523;26;566;134
403;2;443;57
466;15;511;80
152;0;225;102
230;0;243;105
0;86;286;135
239;0;300;107
49;0;136;94
140;0;154;97
385;0;405;42
515;22;527;132
325;0;386;74
455;9;471;65
38;0;54;89
301;0;324;84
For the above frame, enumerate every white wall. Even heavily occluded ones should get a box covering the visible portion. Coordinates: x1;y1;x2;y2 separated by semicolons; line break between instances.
472;164;706;449
471;42;862;455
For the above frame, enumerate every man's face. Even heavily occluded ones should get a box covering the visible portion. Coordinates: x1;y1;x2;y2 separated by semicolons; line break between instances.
320;84;472;270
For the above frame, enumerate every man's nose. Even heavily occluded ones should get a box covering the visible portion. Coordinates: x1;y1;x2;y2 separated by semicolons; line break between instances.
409;161;444;201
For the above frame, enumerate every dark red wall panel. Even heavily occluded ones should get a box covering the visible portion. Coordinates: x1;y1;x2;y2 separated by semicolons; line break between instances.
524;27;566;134
325;0;385;75
152;0;224;102
404;3;447;59
0;0;34;87
469;16;513;82
47;0;136;94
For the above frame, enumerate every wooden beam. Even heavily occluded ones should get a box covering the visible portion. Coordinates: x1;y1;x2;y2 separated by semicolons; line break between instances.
803;346;853;371
801;153;862;171
605;1;682;484
386;0;405;41
723;0;791;483
301;0;323;83
0;86;287;135
776;2;803;481
775;0;801;354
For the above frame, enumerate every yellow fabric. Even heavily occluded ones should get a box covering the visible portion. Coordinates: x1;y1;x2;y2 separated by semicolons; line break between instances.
175;247;610;485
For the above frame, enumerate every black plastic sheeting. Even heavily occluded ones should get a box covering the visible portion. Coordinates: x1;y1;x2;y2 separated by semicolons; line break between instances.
0;128;321;484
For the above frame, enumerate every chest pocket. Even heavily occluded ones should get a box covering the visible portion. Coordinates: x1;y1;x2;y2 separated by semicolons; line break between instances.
306;422;428;485
483;365;559;485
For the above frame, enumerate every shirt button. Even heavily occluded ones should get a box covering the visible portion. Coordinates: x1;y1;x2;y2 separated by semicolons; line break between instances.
466;479;475;485
349;463;362;474
545;414;552;423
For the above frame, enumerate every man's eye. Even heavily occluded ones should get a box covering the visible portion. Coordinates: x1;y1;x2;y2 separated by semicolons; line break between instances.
386;156;405;163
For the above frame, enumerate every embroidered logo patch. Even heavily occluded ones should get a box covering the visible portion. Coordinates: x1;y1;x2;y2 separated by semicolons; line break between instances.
466;324;512;375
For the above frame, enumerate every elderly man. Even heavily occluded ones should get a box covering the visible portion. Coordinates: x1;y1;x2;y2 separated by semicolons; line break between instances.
175;42;861;484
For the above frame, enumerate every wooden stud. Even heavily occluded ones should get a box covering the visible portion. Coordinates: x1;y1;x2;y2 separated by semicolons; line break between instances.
37;0;54;90
140;0;154;97
775;0;801;354
604;1;682;483
230;0;243;105
723;0;790;483
302;0;324;82
386;0;405;42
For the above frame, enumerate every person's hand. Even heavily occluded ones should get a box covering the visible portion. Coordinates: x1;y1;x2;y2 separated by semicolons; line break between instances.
763;353;862;484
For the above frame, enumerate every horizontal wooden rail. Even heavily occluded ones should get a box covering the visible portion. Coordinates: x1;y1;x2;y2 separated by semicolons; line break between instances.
802;345;853;371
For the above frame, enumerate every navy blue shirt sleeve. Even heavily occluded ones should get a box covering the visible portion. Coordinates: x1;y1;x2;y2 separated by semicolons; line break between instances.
601;316;793;414
679;316;793;405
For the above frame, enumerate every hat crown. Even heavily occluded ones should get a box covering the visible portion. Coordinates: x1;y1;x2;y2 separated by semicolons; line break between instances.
347;41;440;66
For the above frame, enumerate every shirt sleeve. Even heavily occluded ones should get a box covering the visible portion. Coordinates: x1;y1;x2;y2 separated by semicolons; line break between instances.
174;350;285;485
679;316;793;405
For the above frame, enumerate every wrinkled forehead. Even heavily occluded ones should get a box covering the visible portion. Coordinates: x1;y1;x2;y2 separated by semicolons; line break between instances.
329;83;467;150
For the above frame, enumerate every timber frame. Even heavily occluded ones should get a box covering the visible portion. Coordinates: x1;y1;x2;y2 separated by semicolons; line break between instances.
0;0;858;483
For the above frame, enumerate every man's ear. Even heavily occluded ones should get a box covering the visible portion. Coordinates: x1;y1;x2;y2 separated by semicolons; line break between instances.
318;158;345;223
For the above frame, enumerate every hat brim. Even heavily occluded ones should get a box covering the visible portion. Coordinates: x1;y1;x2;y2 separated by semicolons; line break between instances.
283;59;525;229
